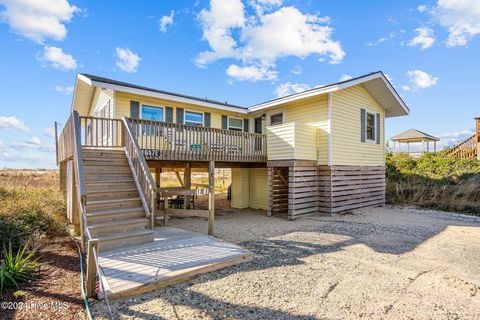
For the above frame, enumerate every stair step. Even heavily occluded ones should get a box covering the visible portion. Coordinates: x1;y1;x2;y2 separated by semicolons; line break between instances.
84;166;132;174
86;207;146;224
87;188;140;201
96;230;155;252
86;197;142;211
82;150;125;159
88;218;149;237
86;183;137;193
85;174;134;182
83;158;129;166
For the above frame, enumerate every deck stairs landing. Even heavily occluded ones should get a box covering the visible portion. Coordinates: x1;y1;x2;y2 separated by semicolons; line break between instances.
445;134;477;159
83;149;154;251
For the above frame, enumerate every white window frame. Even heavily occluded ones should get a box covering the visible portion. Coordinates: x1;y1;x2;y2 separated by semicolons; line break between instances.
365;110;376;143
228;116;244;131
184;110;204;126
140;104;165;122
269;112;284;126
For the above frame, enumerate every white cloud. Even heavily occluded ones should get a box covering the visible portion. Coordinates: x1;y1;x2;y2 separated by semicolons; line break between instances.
0;139;4;149
38;46;77;70
291;65;302;75
0;115;30;132
274;82;310;97
115;47;141;73
226;64;277;81
417;5;428;13
339;74;353;81
43;127;56;138
0;0;79;43
159;10;174;33
10;136;55;152
433;0;480;47
54;85;74;94
408;27;435;49
367;31;396;46
196;0;345;81
437;128;475;149
403;70;439;91
249;0;283;15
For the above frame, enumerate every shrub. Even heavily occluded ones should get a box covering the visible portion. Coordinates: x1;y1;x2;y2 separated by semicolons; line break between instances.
0;243;42;293
386;153;480;214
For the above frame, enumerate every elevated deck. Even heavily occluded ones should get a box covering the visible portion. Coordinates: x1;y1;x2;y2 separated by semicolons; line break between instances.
97;227;252;299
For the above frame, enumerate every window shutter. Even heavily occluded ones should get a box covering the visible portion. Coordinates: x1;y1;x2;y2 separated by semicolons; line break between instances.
130;101;139;119
165;107;173;122
360;108;366;143
176;108;184;125
204;112;211;128
243;118;249;132
221;115;228;130
376;112;381;144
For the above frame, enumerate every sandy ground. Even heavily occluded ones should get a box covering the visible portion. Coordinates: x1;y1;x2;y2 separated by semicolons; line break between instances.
92;205;480;320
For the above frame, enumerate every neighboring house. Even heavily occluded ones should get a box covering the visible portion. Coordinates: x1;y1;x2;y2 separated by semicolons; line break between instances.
59;71;409;242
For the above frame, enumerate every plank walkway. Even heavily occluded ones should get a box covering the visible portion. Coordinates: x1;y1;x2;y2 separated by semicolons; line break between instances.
97;227;253;299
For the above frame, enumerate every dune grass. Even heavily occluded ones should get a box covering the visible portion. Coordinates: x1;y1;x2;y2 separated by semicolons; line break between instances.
386;153;480;215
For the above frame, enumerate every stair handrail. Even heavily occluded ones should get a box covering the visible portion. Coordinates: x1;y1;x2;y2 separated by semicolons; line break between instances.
445;133;476;157
121;117;158;229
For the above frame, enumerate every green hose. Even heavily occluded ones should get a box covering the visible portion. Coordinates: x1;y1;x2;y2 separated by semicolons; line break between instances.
72;238;94;320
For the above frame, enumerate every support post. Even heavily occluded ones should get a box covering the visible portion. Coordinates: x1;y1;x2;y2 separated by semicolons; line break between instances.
155;168;161;188
434;141;437;153
208;161;215;236
185;163;192;209
86;239;99;298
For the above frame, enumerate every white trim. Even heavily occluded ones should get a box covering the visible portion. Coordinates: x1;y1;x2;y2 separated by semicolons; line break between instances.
88;79;248;114
269;112;284;126
327;93;332;166
184;110;204;126
140;104;165;121
248;73;410;116
227;116;244;131
365;110;377;143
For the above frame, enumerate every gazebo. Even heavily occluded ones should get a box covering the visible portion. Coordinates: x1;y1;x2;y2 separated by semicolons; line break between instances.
390;129;440;153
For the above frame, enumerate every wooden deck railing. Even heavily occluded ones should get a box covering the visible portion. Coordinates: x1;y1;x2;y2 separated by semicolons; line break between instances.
79;116;123;148
127;118;267;162
445;133;477;159
122;117;157;229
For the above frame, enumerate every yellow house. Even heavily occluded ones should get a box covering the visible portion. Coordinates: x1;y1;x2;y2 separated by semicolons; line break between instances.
58;71;408;248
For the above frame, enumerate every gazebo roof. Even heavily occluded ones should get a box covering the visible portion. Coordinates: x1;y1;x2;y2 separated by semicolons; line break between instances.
390;129;440;142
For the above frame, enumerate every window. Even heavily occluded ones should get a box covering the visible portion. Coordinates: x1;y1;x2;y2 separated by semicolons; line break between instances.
270;113;283;126
366;112;376;141
141;105;164;121
185;111;203;126
228;117;243;131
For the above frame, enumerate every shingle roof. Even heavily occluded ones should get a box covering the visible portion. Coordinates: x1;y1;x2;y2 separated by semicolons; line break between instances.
390;129;439;142
79;73;246;110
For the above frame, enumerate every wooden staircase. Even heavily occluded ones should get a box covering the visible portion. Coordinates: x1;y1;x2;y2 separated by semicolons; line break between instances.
445;134;477;159
83;149;154;251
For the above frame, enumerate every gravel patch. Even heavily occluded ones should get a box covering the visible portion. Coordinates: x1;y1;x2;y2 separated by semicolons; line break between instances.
92;206;480;319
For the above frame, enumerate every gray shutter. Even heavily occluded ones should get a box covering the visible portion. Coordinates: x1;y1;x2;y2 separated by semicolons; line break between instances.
165;107;173;122
130;101;139;119
221;115;228;130
360;108;366;143
376;113;381;144
176;108;184;125
243;118;249;132
204;112;211;128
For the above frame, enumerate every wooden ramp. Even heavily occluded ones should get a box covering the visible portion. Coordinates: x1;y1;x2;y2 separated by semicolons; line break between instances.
97;227;252;299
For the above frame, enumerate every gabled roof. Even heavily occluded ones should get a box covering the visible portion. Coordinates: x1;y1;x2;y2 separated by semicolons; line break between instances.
249;71;409;117
390;129;439;142
71;71;410;118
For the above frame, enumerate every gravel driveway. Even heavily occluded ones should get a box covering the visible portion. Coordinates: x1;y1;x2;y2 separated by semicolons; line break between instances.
92;206;480;320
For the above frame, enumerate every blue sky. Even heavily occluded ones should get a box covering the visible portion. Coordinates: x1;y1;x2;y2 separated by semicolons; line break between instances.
1;0;479;168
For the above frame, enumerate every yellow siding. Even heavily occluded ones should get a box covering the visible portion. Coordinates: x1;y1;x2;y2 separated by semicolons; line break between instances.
88;88;114;117
266;122;317;161
331;85;385;166
115;91;247;129
249;168;268;210
231;168;250;209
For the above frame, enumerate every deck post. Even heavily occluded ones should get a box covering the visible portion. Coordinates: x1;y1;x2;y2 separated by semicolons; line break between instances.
86;239;99;298
208;160;215;236
185;163;192;209
155;168;161;188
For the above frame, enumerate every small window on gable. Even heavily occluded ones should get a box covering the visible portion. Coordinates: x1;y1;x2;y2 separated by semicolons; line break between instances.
366;112;376;141
185;111;203;126
228;117;243;131
270;113;283;126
